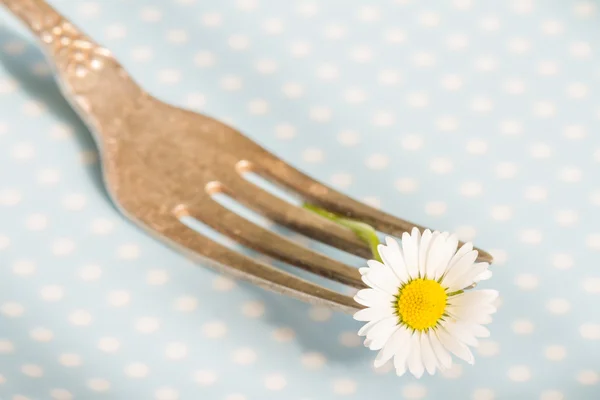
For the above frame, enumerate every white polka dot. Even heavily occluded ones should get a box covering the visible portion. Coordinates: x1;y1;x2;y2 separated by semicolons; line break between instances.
378;69;402;85
466;139;488;154
515;273;539;290
547;298;571;314
301;352;326;369
406;92;429;108
194;51;216;67
135;317;160;334
339;331;361;347
241;300;265;318
309;107;332;122
309;306;332;321
496;162;518;179
350;46;374;63
580;323;600;340
472;388;495;400
11;142;35;160
567;82;588;98
356;6;381;22
395;178;419;193
212;275;236;291
460;181;483;197
105;24;126;39
441;74;463;90
173;295;198;312
344;88;367;103
50;389;73;400
290;41;311;57
264;374;287;391
302;148;324;163
477;340;500;357
165;342;188;360
571;41;592;58
125;362;148;378
537;61;559;76
255;58;278;74
441;363;463;379
0;340;14;353
402;383;427;399
13;395;30;400
583;278;600;293
418;11;440;27
384;28;406;44
98;337;120;353
332;378;357;395
225;395;246;400
0;188;21;206
500;120;523;135
323;24;346;40
472;97;493;112
202;321;228;338
146;269;168;285
587;234;600;250
512;319;534;335
540;390;565;400
507;365;531;382
365;154;389;170
490;205;512;221
107;290;130;307
455;226;477;242
131;46;154;62
22;100;46;117
140;6;162;22
530;143;553;159
52;238;75;256
541;19;564;35
79;264;102;281
228;34;250;51
21;364;44;377
524;186;547;202
40;285;64;301
549;254;573;271
412;52;436;67
533;101;556;117
282;82;303;98
330;173;353;189
1;302;24;317
489;249;508;265
362;196;381;208
232;347;257;365
24;214;47;231
155;387;179;400
193;370;218;386
425;201;447;216
372;110;396;126
248;99;269;115
544;345;567;361
271;327;295;343
87;378;110;392
0;78;18;94
337;130;360;146
69;310;92;326
30;327;53;342
166;29;188;44
59;353;82;367
430;157;454;174
12;259;36;276
576;370;599;385
474;56;498;72
555;210;579;227
558;167;582;182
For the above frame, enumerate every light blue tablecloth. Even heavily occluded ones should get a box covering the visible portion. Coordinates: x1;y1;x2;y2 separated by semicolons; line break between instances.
1;0;599;399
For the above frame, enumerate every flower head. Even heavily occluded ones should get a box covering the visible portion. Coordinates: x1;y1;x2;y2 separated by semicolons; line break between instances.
354;228;498;378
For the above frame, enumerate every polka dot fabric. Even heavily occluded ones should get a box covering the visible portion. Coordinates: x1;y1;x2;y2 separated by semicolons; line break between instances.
1;0;599;399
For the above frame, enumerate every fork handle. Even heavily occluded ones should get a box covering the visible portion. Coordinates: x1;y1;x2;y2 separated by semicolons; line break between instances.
1;0;146;148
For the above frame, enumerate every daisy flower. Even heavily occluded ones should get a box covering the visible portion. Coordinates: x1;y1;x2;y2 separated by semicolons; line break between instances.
354;228;498;378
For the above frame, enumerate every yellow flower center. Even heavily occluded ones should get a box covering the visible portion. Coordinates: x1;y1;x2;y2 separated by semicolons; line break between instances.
396;278;447;331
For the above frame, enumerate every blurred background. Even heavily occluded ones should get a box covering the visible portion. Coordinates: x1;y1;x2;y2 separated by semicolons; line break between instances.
0;0;599;399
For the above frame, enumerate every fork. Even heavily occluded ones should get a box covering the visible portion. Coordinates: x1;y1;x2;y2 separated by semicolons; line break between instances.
2;0;492;314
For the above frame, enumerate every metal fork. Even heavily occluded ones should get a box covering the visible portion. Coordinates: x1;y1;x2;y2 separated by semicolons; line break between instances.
2;0;492;314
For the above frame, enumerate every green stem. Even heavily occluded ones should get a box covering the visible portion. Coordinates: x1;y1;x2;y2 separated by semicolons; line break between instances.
303;203;382;262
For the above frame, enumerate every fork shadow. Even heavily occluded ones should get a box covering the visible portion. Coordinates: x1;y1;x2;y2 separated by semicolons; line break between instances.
0;26;109;203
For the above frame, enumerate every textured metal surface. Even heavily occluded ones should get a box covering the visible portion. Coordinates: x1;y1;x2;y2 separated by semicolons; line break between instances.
1;0;492;314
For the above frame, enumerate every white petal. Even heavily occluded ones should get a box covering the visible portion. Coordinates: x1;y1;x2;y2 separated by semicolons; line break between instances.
470;324;491;338
366;260;401;293
434;235;459;280
367;316;400;350
407;332;425;378
449;290;499;307
424;233;446;279
448;242;474;270
475;269;493;282
440;250;478;290
442;321;478;347
361;273;396;296
402;232;419;279
420;332;438;375
430;331;453;369
359;267;369;275
358;319;379;336
447;262;490;292
418;229;433;278
393;331;413;376
374;326;410;368
353;306;391;322
437;327;475;364
379;237;410;283
354;288;394;308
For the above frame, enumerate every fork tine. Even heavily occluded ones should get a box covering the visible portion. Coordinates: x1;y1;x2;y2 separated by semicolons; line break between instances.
158;216;360;313
179;193;365;288
216;172;373;259
251;156;494;263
